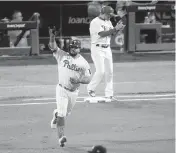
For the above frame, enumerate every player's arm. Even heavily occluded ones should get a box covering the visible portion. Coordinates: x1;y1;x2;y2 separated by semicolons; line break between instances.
98;21;125;37
48;26;59;53
70;63;92;85
79;68;91;84
79;62;92;84
48;26;66;60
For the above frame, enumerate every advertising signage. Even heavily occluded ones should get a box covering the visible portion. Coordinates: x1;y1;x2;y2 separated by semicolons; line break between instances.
0;2;91;37
62;4;90;36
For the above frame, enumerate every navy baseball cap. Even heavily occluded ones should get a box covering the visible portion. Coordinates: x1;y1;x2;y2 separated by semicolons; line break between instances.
101;6;118;17
88;145;107;153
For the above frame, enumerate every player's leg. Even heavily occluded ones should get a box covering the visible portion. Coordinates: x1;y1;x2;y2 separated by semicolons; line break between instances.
87;46;105;96
56;96;68;139
57;90;78;147
51;109;58;129
66;90;79;116
55;84;69;147
51;84;60;129
104;49;113;98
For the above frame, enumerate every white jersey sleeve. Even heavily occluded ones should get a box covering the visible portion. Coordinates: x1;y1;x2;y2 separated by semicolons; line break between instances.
89;19;104;36
53;48;67;63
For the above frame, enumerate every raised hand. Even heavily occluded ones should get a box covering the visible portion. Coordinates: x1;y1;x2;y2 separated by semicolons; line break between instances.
48;26;58;37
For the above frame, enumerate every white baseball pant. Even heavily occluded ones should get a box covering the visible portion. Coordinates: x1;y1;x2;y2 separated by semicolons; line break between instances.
56;84;79;117
87;44;113;97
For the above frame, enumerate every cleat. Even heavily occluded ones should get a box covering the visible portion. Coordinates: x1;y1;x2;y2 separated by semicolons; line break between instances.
51;109;58;129
58;136;67;147
88;90;96;97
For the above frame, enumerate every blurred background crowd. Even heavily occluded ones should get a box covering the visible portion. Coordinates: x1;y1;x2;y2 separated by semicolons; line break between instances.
0;0;175;53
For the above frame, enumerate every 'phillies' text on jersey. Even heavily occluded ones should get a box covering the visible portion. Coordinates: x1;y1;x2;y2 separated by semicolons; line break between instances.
63;60;82;72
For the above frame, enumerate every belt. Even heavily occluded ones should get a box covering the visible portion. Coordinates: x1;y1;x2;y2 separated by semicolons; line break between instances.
96;44;109;48
59;84;75;92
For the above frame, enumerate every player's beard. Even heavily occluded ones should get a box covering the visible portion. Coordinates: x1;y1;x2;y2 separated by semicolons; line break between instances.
69;48;79;57
69;52;78;57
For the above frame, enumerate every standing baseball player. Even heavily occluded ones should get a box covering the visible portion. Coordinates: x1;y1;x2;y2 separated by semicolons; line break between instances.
87;6;125;99
48;27;91;147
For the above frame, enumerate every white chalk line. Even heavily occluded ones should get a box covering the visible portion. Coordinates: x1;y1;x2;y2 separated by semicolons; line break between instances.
0;61;173;70
21;94;175;102
117;97;175;102
0;85;54;89
0;81;160;89
0;102;56;107
0;97;174;107
23;97;85;101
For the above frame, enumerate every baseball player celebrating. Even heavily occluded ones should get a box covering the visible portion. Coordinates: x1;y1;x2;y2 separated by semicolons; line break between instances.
87;6;125;100
48;27;91;147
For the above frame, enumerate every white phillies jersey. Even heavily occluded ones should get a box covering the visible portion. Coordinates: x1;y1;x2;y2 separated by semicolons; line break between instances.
53;48;91;91
89;17;113;45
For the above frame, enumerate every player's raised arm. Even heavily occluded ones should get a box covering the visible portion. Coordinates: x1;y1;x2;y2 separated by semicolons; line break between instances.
48;26;59;52
48;26;65;60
